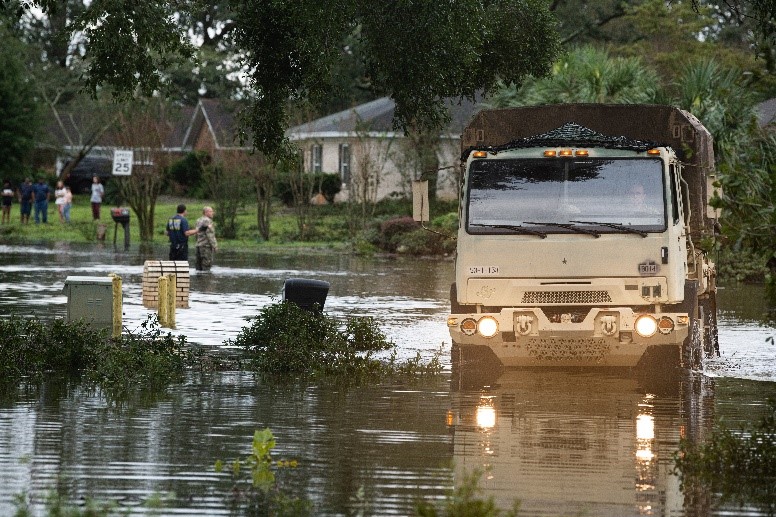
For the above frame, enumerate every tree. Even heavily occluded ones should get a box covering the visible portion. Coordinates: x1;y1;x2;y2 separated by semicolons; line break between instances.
0;23;41;180
7;0;561;159
485;46;660;107
203;151;256;239
347;123;396;235
111;100;181;242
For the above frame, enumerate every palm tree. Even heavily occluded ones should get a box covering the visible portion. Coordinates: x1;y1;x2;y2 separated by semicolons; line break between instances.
484;47;660;107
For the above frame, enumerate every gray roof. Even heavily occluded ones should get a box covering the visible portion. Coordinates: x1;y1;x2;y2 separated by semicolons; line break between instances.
288;95;483;137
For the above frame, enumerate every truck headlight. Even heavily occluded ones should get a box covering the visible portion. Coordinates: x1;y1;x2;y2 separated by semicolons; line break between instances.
477;316;499;338
635;315;658;338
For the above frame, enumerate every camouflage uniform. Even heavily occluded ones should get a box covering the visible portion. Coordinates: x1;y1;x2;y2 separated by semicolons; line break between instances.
195;214;217;271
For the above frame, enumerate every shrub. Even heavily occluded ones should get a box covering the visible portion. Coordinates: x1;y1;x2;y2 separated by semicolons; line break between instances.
377;216;421;252
228;301;393;376
86;316;189;396
674;398;776;513
228;301;443;378
275;173;341;206
0;315;190;396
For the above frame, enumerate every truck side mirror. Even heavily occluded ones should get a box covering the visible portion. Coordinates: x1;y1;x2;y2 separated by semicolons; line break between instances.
412;180;429;223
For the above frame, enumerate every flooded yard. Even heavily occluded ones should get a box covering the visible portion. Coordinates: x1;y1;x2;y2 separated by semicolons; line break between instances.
0;242;774;515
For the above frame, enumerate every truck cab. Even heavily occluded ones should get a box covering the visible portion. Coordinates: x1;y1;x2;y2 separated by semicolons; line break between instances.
434;105;719;369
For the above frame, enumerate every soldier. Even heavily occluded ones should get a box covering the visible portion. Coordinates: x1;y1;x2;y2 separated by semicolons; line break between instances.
194;206;218;271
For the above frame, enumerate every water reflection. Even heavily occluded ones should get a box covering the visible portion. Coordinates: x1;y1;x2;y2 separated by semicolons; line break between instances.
449;368;716;517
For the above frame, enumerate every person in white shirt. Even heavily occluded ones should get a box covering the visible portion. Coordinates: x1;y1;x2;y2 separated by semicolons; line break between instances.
90;176;104;220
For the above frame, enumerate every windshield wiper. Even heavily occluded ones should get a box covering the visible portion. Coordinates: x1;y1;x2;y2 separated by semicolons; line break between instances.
523;221;600;238
469;223;547;238
569;220;648;238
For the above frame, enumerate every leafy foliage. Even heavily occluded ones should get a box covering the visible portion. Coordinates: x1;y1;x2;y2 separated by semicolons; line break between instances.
229;301;393;376
485;46;660;106
0;315;190;397
275;173;341;206
414;469;521;517
229;301;442;378
215;428;311;516
0;23;41;180
674;398;776;513
14;0;560;158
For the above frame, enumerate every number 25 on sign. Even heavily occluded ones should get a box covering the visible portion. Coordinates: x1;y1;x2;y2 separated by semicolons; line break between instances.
112;150;134;176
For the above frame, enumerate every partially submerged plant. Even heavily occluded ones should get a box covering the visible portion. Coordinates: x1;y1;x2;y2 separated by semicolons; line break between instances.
0;315;191;397
674;398;776;513
228;301;443;378
215;428;311;516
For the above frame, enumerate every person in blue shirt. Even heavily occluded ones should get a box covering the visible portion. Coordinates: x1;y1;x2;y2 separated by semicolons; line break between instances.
18;177;33;224
166;204;198;261
32;177;50;224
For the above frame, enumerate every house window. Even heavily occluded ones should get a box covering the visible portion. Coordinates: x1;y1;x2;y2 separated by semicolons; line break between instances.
311;144;322;173
339;143;351;184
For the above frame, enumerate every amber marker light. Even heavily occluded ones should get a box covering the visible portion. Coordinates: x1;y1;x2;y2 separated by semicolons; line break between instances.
472;151;488;158
543;150;557;157
658;316;675;334
575;149;589;157
461;318;477;336
647;149;661;155
559;149;573;157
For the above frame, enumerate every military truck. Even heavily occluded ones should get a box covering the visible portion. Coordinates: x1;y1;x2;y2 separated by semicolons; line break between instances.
417;104;720;369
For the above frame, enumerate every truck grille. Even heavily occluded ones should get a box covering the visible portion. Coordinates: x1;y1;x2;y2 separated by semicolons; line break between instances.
521;290;612;304
525;338;610;362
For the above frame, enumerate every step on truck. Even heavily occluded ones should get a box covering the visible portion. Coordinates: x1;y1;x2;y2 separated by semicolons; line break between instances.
416;104;720;369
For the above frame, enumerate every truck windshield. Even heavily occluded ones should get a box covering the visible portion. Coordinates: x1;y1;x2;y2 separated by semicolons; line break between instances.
466;158;666;235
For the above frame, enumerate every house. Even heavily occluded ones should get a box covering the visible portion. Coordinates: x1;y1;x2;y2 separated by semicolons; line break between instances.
41;103;193;192
287;96;481;201
43;96;476;202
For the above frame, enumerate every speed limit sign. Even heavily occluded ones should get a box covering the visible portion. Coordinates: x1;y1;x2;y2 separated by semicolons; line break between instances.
112;150;134;176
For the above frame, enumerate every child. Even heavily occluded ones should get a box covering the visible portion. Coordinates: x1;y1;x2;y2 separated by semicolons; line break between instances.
1;180;13;224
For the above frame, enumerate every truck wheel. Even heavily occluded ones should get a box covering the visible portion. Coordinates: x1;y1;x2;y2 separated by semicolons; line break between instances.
700;292;719;358
679;280;702;370
450;342;502;390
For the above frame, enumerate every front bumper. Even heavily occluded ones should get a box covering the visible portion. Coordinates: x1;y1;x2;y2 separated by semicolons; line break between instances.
448;307;689;367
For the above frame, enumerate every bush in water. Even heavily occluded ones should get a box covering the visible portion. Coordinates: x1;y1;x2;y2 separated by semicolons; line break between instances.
0;315;190;396
674;398;776;513
229;301;393;376
85;315;190;396
229;301;443;377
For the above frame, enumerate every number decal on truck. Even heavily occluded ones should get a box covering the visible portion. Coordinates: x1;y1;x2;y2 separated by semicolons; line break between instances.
469;266;500;275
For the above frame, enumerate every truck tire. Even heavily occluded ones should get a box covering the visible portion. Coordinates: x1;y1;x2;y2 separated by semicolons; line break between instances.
450;342;503;390
677;280;702;369
700;291;719;358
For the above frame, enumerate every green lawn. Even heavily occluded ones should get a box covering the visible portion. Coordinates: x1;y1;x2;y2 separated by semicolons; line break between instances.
0;194;388;252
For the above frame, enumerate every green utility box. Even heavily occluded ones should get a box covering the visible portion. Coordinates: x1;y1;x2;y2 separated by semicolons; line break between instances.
63;276;119;332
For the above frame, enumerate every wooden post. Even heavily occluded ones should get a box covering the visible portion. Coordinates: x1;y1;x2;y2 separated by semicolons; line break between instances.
158;275;169;327
110;274;122;338
167;274;176;329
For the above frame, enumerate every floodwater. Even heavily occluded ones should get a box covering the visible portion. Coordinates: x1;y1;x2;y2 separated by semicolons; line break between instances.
0;242;775;516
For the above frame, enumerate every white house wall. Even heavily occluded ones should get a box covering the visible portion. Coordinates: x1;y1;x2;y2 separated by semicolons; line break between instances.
292;133;460;203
